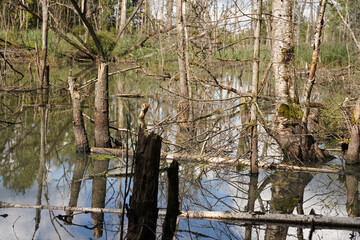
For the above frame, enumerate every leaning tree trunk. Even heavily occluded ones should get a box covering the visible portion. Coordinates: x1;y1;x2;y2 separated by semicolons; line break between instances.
68;76;90;152
269;0;326;161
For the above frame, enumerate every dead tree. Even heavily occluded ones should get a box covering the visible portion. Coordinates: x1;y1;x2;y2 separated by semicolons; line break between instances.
127;129;162;240
162;160;180;240
345;98;360;164
68;76;90;152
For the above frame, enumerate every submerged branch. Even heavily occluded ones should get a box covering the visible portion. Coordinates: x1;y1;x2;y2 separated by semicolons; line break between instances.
90;147;347;175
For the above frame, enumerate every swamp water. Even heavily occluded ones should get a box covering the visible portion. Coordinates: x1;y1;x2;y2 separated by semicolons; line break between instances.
0;64;359;239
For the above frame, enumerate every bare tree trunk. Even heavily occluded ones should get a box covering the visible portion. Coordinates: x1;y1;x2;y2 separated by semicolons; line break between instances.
296;0;307;46
115;0;120;31
40;0;49;88
302;0;328;125
331;2;360;50
345;165;360;217
68;76;90;152
272;0;296;104
345;98;360;164
269;0;325;161
305;0;313;43
250;0;262;174
119;0;127;36
176;0;189;127
166;0;174;29
162;160;180;240
127;129;161;240
94;62;111;148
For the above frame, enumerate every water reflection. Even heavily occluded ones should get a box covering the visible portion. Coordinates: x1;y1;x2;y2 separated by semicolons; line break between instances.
91;159;110;238
1;66;360;239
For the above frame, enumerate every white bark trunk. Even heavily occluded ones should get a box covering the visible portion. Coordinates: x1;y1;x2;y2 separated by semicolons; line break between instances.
1;201;360;230
271;0;296;103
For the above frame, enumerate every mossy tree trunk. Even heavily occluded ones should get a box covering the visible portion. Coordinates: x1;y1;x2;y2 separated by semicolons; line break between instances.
270;0;327;162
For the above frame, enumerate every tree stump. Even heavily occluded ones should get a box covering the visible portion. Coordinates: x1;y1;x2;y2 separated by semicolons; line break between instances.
162;160;180;240
127;129;162;240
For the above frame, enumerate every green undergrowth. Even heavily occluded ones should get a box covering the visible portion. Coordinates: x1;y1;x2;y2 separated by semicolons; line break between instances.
1;29;356;68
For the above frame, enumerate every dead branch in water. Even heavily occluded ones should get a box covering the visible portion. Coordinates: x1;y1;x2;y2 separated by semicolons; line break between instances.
90;147;351;175
1;201;359;231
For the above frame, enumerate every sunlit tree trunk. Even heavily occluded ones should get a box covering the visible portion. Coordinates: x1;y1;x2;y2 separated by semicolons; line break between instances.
40;0;49;88
272;0;296;104
94;62;111;148
119;0;127;35
302;0;328;125
269;0;326;161
176;0;189;126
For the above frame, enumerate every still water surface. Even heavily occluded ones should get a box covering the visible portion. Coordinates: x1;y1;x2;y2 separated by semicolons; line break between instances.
0;64;359;239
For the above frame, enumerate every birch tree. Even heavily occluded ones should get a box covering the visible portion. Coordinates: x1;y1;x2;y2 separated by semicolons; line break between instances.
267;0;327;161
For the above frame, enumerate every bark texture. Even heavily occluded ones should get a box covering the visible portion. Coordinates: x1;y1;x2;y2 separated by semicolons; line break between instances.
127;129;162;240
68;76;90;152
345;98;360;164
176;0;189;126
250;0;262;174
302;0;328;124
162;160;180;240
270;0;326;162
272;0;296;103
94;62;111;148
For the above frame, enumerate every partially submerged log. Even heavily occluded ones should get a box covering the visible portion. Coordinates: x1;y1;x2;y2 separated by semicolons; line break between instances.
90;147;344;175
1;201;360;231
114;93;145;98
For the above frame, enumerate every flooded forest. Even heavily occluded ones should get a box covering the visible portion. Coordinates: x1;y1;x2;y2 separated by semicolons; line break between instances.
1;0;360;239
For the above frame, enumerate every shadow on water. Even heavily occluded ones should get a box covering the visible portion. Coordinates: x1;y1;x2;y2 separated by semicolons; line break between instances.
1;65;360;239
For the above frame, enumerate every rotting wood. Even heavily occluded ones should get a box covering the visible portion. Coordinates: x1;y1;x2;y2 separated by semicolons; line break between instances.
345;97;360;164
126;129;162;240
68;76;90;152
162;160;180;240
1;201;359;231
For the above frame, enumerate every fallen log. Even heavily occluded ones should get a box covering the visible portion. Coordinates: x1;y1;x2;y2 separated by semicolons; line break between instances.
90;147;346;175
114;93;145;98
1;201;359;231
